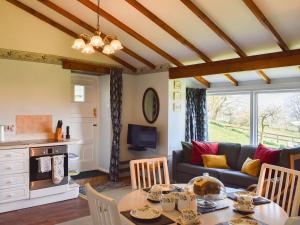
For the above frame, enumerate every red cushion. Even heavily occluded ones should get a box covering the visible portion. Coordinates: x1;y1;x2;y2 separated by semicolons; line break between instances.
254;144;281;165
191;141;219;165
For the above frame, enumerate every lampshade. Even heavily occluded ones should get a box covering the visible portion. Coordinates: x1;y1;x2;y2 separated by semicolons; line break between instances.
72;38;85;50
90;34;104;47
102;44;115;54
81;43;95;54
110;39;123;50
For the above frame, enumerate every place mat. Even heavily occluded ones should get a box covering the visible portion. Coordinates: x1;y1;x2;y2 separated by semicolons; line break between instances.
233;209;254;215
198;202;229;214
215;216;268;225
143;185;183;193
120;210;174;225
227;192;271;205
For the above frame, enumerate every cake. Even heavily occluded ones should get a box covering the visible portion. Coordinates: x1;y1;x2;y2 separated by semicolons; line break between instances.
193;178;221;196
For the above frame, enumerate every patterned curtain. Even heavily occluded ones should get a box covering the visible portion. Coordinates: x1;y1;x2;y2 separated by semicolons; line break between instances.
109;68;123;182
185;88;208;142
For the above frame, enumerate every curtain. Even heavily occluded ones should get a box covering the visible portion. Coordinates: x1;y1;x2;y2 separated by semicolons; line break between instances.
109;68;123;182
185;88;208;142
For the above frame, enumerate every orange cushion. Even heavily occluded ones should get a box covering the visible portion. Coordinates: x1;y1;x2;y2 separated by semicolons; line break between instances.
202;155;230;169
241;157;262;177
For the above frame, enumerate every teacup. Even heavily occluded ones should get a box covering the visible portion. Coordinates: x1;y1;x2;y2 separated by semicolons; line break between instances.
181;208;197;225
161;193;176;212
234;195;254;212
148;185;162;201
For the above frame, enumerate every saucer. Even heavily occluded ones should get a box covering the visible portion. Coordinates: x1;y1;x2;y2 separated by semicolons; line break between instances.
233;203;255;213
147;194;162;203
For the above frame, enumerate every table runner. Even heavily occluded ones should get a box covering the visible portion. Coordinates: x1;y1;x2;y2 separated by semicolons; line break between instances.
120;210;174;225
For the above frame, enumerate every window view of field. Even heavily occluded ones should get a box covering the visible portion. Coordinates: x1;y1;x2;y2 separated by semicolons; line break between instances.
207;92;300;148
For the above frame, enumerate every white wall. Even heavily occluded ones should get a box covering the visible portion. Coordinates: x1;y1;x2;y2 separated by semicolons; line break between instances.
0;58;72;140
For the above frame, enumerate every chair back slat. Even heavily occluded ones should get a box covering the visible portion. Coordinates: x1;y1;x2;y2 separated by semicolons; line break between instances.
86;183;121;225
257;163;300;217
130;157;170;190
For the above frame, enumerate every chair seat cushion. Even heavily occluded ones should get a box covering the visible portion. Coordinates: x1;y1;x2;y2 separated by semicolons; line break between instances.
219;169;259;188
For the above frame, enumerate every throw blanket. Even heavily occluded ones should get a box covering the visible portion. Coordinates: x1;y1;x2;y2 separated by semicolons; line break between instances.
52;155;64;184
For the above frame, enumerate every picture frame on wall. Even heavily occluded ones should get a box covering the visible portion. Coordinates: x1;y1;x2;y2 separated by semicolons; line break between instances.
173;80;182;91
173;92;182;101
173;102;181;112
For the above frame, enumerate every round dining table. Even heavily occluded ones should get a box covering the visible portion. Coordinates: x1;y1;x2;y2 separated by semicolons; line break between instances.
118;184;288;225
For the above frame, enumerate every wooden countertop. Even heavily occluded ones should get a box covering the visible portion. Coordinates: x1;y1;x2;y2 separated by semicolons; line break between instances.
0;139;80;150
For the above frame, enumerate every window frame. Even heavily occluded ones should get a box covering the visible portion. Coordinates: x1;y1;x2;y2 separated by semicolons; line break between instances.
207;88;300;146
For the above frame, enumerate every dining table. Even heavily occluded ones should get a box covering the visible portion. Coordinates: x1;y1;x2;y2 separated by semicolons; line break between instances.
118;184;289;225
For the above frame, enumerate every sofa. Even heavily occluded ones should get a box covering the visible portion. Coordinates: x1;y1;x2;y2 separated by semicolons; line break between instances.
172;142;300;189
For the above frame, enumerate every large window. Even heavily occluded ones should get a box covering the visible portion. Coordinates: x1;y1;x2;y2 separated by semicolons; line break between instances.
207;94;250;144
207;90;300;148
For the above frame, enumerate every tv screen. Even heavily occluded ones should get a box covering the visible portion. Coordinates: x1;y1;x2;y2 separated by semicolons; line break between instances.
127;124;157;149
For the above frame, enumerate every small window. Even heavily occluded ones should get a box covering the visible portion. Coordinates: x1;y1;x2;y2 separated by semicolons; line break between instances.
74;85;85;102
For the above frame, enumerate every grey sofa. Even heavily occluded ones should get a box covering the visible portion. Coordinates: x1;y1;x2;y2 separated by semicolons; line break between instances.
172;142;300;189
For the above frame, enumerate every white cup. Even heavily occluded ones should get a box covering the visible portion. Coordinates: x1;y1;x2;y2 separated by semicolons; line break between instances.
181;208;197;225
178;191;197;213
161;193;175;212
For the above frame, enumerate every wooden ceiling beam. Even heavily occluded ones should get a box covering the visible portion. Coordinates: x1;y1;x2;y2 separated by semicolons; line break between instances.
62;60;110;75
125;0;211;62
194;76;210;88
39;0;155;69
78;0;183;66
224;74;238;86
242;0;289;51
169;49;300;79
6;0;137;72
180;0;246;58
257;70;271;84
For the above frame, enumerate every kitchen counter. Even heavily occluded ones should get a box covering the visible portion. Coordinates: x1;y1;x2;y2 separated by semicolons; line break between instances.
0;139;80;150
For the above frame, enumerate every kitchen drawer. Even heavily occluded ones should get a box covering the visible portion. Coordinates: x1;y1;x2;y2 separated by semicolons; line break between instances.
0;160;29;175
0;173;29;190
0;186;29;204
0;148;28;162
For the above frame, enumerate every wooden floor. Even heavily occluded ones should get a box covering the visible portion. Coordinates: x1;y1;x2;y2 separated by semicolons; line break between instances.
0;197;90;225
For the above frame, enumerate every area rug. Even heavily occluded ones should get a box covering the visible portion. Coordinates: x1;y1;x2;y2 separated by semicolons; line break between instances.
79;181;131;199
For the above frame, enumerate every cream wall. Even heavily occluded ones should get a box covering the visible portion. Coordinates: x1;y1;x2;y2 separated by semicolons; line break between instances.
0;58;72;140
0;0;117;65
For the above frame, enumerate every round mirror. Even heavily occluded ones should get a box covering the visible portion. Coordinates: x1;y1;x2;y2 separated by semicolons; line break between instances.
142;88;160;124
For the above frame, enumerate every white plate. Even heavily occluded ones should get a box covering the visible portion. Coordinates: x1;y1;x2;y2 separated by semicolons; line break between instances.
233;203;255;213
147;194;161;203
229;218;260;225
177;216;202;225
130;205;161;220
234;191;258;198
158;184;176;192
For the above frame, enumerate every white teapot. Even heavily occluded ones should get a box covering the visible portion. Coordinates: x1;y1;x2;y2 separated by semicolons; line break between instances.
177;191;197;213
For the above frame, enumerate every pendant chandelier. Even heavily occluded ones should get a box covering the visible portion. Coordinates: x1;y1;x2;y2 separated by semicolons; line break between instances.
72;0;123;55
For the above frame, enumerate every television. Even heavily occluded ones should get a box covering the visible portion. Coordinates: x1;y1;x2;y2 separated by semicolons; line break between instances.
127;124;157;150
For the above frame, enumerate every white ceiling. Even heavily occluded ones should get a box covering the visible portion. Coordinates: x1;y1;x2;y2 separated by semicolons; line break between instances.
14;0;300;84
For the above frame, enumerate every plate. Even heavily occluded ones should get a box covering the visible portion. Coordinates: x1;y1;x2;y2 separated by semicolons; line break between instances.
234;191;258;198
130;205;161;220
147;193;162;203
233;203;255;213
229;218;260;225
177;216;202;225
158;184;176;192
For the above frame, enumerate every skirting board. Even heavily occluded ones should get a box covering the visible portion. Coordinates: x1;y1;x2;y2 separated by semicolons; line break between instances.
0;184;79;213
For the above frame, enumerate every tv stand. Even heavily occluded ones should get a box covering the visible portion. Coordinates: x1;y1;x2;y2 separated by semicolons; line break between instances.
128;146;147;151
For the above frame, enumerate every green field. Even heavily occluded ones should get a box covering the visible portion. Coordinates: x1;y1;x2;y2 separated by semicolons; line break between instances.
208;122;299;148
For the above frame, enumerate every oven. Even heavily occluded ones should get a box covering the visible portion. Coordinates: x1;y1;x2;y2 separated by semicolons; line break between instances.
30;145;68;190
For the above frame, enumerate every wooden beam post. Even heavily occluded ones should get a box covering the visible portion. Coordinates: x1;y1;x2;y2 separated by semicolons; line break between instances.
257;70;271;84
224;74;238;86
62;60;111;75
194;76;210;88
169;49;300;79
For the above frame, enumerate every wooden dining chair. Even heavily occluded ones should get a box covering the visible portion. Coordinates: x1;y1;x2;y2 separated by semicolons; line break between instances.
256;163;300;217
86;183;121;225
130;157;170;190
285;217;300;225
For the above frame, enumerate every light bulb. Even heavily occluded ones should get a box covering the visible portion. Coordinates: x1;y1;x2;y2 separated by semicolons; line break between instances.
90;35;104;47
102;44;115;54
72;38;85;50
81;43;95;54
110;39;123;51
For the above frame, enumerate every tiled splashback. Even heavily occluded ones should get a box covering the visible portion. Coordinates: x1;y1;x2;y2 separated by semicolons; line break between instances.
16;115;53;134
